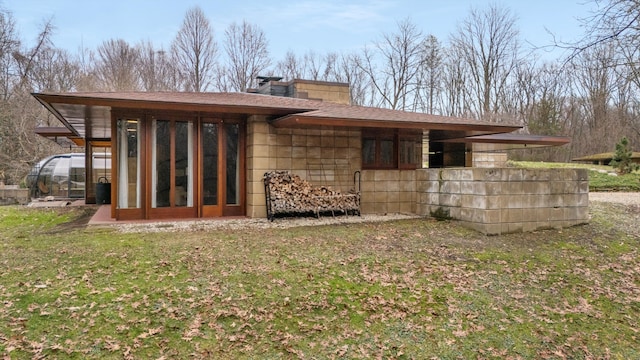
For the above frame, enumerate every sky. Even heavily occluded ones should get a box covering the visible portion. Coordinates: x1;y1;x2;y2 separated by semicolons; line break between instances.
8;0;596;62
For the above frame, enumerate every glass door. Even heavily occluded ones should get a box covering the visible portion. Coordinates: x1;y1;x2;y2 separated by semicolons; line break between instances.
223;123;243;216
149;118;196;218
201;120;244;217
115;118;143;220
201;122;220;217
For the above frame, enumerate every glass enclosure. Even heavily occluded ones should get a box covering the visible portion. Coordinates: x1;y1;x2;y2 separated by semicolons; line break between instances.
27;153;111;199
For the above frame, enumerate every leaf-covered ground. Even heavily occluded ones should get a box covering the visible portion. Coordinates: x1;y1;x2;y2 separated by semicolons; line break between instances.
0;204;639;359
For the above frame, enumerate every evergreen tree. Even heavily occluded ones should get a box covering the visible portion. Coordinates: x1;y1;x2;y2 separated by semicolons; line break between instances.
610;137;639;175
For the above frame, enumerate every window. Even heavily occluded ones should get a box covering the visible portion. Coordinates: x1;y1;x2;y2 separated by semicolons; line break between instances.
362;130;421;169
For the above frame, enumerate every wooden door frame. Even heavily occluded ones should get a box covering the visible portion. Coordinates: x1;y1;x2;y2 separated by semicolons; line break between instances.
146;114;198;219
200;118;246;217
112;111;245;220
112;113;146;221
221;120;246;217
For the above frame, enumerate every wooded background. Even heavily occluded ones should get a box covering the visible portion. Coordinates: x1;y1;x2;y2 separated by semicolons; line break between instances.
1;2;639;185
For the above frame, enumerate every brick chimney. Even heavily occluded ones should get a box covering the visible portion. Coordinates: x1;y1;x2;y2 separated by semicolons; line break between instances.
250;77;351;105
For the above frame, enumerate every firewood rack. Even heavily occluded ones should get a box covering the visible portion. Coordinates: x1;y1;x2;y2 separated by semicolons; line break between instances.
263;169;361;221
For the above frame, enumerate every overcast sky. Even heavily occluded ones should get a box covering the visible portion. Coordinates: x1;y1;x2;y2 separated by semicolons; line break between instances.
9;0;594;61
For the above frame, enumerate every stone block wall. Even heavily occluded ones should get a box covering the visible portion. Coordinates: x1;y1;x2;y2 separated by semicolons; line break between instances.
472;143;508;168
246;115;361;218
292;80;351;105
0;186;30;205
360;170;416;215
417;168;589;235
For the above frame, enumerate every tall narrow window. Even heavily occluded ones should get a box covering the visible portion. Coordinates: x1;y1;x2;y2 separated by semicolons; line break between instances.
202;123;218;205
225;123;240;205
117;119;140;208
151;119;194;209
175;121;193;207
153;120;171;208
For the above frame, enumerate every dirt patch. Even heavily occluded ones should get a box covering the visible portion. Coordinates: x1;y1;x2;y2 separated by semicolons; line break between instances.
44;206;99;234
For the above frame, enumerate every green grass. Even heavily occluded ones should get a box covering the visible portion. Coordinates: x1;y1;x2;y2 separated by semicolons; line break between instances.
1;205;639;359
509;160;640;191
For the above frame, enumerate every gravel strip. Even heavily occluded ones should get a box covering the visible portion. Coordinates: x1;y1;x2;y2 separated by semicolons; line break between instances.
105;192;639;234
589;192;640;205
113;213;420;233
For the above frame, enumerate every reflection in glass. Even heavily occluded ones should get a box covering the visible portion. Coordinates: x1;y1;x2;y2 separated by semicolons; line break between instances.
202;123;218;205
380;139;394;165
225;123;239;205
153;120;171;208
362;138;376;165
117;119;140;208
174;121;193;207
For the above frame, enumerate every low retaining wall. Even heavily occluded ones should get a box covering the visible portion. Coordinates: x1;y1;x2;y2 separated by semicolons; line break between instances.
0;187;30;205
416;168;589;235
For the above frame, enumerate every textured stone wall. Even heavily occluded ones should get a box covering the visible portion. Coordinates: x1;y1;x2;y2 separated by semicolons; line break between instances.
416;168;589;235
292;80;351;105
472;143;508;168
246;115;361;218
360;170;416;215
0;186;29;205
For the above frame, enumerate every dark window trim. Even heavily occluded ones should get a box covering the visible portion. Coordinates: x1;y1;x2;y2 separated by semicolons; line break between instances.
362;129;421;170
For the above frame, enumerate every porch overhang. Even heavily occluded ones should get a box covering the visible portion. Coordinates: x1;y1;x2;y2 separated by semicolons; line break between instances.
437;133;572;148
31;91;321;142
34;126;85;147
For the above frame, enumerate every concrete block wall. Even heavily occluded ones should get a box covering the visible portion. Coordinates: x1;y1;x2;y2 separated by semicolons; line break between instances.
360;170;417;215
0;186;30;205
246;115;361;218
417;168;589;235
292;80;351;105
472;143;508;168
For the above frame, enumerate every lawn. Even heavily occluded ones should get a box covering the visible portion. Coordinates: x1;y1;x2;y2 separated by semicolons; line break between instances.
508;160;640;192
1;204;639;359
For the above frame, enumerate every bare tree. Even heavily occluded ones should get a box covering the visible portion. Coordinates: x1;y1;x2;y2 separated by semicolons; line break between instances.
449;4;520;119
329;52;370;105
358;18;426;110
0;14;62;185
222;20;270;92
136;41;179;91
275;51;306;81
302;50;337;81
0;7;19;100
26;47;80;93
441;45;472;117
566;0;640;61
171;6;218;92
413;34;443;113
94;39;140;91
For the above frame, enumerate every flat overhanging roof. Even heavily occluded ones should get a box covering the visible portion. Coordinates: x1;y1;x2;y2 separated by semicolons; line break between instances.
34;126;85;147
32;91;571;148
437;133;571;147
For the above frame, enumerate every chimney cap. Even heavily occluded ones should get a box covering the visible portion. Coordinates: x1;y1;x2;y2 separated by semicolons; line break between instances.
257;76;283;87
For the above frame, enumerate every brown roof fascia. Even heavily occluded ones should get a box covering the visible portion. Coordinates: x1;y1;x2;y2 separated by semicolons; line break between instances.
271;114;521;134
34;126;84;146
32;95;80;137
438;133;571;146
32;92;318;117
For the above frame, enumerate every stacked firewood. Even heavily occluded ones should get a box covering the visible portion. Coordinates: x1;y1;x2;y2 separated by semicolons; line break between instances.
264;171;360;218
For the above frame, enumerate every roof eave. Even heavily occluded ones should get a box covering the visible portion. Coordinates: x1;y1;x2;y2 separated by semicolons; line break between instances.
438;133;571;147
270;114;522;134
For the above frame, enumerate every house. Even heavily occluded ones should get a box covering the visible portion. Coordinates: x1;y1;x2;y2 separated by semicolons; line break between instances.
32;78;586;234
